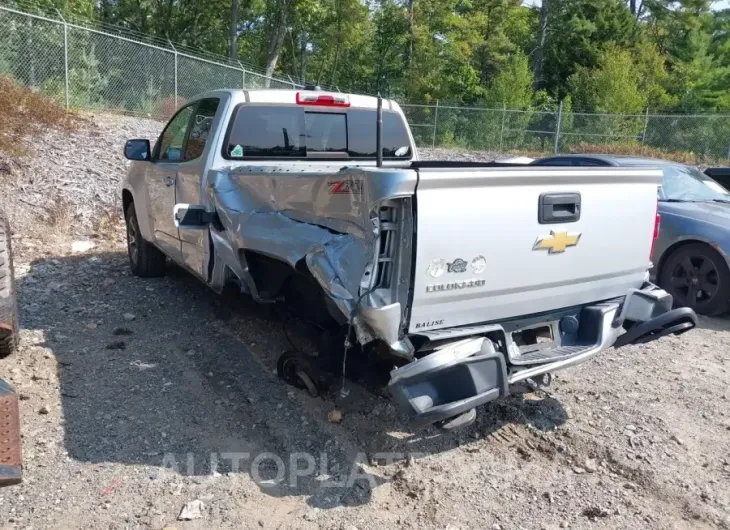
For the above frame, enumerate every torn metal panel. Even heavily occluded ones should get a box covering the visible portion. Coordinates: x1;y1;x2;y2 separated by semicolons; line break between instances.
204;164;417;349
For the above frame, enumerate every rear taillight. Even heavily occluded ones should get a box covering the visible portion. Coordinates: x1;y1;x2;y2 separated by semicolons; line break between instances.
650;199;660;261
296;92;350;107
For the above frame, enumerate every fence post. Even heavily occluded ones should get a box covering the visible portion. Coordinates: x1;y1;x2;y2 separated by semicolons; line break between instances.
641;107;650;151
63;22;69;109
432;100;439;148
56;9;69;109
554;100;563;154
168;38;178;101
499;103;507;152
241;64;246;89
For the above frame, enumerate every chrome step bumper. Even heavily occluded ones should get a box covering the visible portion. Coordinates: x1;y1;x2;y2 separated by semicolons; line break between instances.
391;283;697;427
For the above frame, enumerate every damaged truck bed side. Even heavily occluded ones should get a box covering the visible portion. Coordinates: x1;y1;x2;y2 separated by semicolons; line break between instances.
122;88;697;428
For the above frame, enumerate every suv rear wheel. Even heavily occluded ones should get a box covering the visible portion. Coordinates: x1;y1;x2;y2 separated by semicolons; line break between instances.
659;243;730;316
125;203;167;277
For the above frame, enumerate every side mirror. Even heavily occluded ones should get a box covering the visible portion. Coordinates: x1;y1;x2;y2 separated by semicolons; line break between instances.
173;203;218;230
124;139;151;161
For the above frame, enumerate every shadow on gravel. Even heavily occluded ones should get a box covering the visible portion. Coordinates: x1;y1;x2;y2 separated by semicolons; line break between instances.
695;314;730;332
18;249;567;509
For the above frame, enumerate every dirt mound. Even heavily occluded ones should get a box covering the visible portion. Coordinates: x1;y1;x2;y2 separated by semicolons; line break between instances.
0;80;162;239
0;76;81;161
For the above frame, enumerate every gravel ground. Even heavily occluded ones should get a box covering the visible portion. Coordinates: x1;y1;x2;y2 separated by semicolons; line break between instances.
0;114;729;529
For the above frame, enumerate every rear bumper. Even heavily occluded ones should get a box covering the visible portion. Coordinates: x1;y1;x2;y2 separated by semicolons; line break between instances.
389;283;696;427
0;379;22;487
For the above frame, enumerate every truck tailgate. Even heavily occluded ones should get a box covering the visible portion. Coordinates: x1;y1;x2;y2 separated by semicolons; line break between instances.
408;167;663;333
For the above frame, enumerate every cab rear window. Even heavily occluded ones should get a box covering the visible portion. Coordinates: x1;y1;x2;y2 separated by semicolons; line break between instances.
224;105;412;160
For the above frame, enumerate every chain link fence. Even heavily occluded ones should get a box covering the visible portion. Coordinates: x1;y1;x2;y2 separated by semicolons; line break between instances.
0;4;302;121
1;3;729;163
402;101;730;163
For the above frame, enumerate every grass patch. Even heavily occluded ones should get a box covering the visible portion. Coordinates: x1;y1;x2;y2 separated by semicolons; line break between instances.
0;75;82;160
563;142;727;166
92;205;124;242
42;193;76;238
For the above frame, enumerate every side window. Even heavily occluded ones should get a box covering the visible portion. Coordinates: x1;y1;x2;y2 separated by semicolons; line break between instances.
184;98;220;161
157;105;194;162
579;159;609;166
536;158;573;166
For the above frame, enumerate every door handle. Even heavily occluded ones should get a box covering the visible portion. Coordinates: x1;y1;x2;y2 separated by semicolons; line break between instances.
538;192;581;224
164;176;175;187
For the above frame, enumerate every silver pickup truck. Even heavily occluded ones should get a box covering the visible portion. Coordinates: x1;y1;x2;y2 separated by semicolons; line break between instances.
122;88;697;429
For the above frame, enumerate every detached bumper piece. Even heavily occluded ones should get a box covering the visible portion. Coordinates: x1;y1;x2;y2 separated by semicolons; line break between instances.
390;283;696;428
613;284;697;347
389;338;508;428
0;379;22;487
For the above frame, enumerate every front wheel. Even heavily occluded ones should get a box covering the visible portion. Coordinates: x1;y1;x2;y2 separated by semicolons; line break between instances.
659;243;730;316
125;203;166;277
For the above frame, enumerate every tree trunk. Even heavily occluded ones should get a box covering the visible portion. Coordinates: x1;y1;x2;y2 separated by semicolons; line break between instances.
299;31;308;84
533;0;549;91
629;0;636;15
264;0;289;86
329;0;342;86
99;0;110;22
229;0;239;60
405;0;415;69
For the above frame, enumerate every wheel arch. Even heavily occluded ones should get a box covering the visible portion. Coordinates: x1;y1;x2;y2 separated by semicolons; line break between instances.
241;250;344;327
122;188;134;217
122;187;154;242
656;237;730;279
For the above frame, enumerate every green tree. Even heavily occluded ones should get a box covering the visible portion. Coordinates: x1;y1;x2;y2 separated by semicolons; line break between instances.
541;0;635;99
569;46;646;143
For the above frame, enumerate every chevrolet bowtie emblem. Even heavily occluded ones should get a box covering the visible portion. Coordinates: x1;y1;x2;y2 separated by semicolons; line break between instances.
533;231;581;254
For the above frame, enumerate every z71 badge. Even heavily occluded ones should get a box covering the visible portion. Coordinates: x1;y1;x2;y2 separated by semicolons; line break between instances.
327;180;363;195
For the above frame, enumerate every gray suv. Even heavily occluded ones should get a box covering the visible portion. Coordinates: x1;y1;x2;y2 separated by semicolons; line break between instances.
533;155;730;315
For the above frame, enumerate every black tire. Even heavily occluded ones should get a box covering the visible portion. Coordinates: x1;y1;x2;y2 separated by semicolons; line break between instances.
658;243;730;316
277;350;321;397
125;203;166;277
0;209;18;357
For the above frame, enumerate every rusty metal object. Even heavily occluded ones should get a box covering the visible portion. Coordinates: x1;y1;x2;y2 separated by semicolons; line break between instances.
0;379;22;487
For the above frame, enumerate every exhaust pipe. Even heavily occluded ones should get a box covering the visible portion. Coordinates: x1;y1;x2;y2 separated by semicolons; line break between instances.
376;95;383;168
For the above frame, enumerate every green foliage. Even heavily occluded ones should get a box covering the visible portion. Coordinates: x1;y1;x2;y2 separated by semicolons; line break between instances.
68;45;109;109
570;46;646;114
486;51;533;109
540;0;636;98
2;0;730;159
5;0;727;117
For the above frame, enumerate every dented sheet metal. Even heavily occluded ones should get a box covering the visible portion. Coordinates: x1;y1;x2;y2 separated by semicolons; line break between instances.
205;164;416;346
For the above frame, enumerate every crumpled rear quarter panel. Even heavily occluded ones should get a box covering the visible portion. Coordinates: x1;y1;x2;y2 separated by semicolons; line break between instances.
205;164;416;338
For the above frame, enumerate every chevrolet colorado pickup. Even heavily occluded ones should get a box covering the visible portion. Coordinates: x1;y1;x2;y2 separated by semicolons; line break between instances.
122;88;697;429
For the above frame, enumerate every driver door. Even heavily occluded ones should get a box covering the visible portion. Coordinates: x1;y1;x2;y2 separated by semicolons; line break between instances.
147;104;195;260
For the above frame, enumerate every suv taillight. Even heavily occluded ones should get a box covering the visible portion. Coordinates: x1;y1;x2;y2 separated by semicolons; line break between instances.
650;199;660;261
